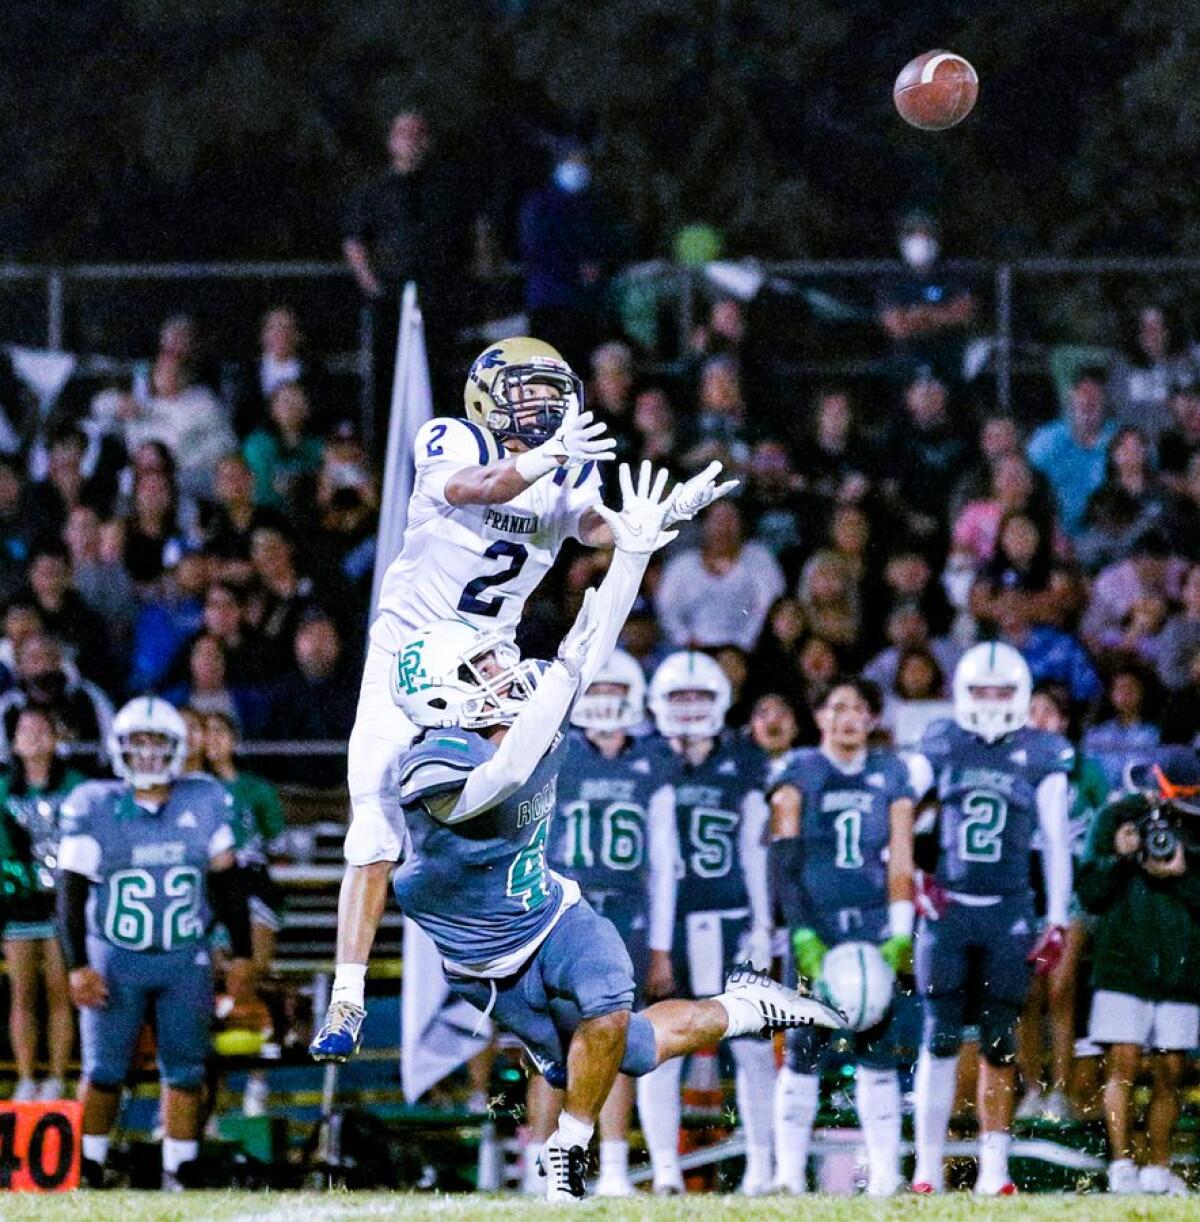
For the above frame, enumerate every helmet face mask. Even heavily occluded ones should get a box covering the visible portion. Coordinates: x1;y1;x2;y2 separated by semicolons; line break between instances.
953;642;1032;743
648;652;731;740
464;337;583;448
571;649;646;732
109;697;188;790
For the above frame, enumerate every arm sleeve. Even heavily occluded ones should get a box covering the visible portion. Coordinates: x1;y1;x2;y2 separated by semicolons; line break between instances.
576;548;652;692
769;837;806;928
1036;771;1072;927
57;833;102;881
56;870;90;971
208;864;253;959
647;785;679;952
740;790;772;933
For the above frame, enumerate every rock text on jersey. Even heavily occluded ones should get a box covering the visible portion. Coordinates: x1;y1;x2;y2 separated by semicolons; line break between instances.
821;790;873;813
678;784;723;807
483;508;539;536
516;775;558;828
956;768;1017;795
579;778;637;802
131;841;187;867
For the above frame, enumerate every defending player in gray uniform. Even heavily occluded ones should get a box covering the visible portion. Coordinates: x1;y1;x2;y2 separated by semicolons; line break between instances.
56;697;254;1190
907;643;1073;1196
636;650;778;1196
767;678;916;1196
384;464;843;1203
525;648;663;1197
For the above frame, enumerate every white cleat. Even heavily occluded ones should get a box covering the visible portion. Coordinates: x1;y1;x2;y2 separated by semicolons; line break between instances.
1108;1159;1140;1195
740;1174;774;1197
724;962;846;1031
11;1079;37;1102
539;1131;588;1203
867;1173;905;1197
1140;1164;1189;1195
653;1175;685;1195
595;1175;635;1197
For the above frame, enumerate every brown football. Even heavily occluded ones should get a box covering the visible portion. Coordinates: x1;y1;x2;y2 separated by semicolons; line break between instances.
893;50;978;131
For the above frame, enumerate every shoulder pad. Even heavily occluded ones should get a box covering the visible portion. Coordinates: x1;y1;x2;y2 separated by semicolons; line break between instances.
1032;729;1075;776
59;780;121;832
176;774;237;813
398;733;492;806
920;718;957;755
771;747;820;792
415;417;498;467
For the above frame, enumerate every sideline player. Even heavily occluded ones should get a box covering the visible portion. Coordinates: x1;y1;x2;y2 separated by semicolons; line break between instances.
314;338;734;1057
56;697;254;1189
525;649;662;1196
907;643;1073;1195
636;650;777;1195
768;677;916;1196
386;464;844;1202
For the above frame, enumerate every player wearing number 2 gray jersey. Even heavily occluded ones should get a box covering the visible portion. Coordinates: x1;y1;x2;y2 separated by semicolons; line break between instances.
330;337;736;1044
55;698;254;1190
907;643;1073;1198
321;464;843;1204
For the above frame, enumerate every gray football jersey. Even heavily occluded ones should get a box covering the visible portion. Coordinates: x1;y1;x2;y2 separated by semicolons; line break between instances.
59;776;236;951
393;726;572;970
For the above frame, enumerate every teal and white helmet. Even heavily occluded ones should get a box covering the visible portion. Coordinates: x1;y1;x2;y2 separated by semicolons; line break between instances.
570;648;646;732
109;696;189;789
953;641;1032;743
648;650;731;739
390;620;540;730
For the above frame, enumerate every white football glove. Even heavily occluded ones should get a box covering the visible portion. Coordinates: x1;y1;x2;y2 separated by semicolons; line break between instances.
556;587;600;679
664;460;740;525
593;461;680;555
514;404;617;482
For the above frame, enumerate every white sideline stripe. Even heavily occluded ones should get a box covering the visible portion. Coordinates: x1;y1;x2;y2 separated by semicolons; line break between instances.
920;52;977;84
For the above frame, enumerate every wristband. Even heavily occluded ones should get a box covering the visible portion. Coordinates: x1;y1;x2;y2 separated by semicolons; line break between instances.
888;899;915;939
514;445;560;483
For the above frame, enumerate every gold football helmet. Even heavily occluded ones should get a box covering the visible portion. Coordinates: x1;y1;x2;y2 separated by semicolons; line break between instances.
463;336;583;447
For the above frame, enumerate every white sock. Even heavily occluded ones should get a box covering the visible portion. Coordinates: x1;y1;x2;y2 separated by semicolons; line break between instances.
637;1058;683;1185
977;1130;1012;1191
599;1139;628;1181
856;1066;901;1190
913;1050;958;1191
732;1038;776;1186
774;1068;818;1192
716;992;763;1039
82;1134;110;1165
162;1137;198;1175
522;1139;545;1193
330;963;367;1009
556;1109;594;1152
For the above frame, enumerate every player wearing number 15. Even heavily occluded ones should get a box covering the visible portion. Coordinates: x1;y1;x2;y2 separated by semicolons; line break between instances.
907;643;1074;1197
55;697;254;1190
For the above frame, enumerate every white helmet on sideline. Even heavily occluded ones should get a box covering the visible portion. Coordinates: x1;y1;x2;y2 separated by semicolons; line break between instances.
953;641;1031;743
820;941;895;1033
648;651;731;739
570;648;646;732
109;696;189;790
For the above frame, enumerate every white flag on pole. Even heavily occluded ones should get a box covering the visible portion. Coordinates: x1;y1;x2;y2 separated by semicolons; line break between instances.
370;283;492;1101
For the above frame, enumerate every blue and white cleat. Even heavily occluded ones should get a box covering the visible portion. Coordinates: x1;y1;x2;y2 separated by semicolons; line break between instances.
724;962;846;1032
309;1000;367;1062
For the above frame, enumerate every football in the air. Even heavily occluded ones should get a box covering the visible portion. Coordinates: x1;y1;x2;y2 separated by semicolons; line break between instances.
893;50;978;130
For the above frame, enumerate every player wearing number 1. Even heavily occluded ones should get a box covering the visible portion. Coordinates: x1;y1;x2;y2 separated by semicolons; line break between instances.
55;697;255;1190
319;338;736;1056
907;643;1073;1196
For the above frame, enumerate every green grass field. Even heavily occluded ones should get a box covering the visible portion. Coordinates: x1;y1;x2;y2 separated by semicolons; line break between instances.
1;1192;1194;1221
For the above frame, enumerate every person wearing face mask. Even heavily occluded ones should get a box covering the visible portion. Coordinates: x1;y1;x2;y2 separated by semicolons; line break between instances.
518;142;617;372
878;211;977;385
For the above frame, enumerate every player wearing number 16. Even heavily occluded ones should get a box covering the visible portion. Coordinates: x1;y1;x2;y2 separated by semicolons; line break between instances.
906;643;1074;1197
55;697;254;1190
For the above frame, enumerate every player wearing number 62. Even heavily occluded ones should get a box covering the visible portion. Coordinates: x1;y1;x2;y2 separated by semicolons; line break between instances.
371;464;843;1203
905;643;1073;1197
325;338;737;1050
54;697;255;1190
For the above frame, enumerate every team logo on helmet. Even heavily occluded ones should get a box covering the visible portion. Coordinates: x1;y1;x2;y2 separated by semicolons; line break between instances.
396;642;429;696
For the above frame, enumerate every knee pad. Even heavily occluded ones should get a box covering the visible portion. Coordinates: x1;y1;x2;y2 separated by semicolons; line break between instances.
979;1004;1020;1068
619;1013;659;1078
923;997;964;1060
785;1025;826;1074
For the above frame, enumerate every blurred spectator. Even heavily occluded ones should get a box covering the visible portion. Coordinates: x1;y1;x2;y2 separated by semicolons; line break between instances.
1077;427;1170;573
631;386;679;466
1081;529;1186;654
128;551;209;693
203;454;288;582
1164;451;1200;561
519;144;614;371
162;633;268;737
655;500;784;651
749;596;809;703
1153;564;1200;691
617;594;668;676
230;306;326;435
877;211;977;382
0;634;114;764
949;412;1025;519
797;387;876;504
242;383;325;512
879;644;951;744
1159;646;1200;745
952;452;1050;566
343;109;473;408
794;635;841;723
24;545;113;688
247;526;326;664
742;439;809;578
710;643;753;727
179;704;207;774
1108;305;1196;438
0;599;43;695
1027;367;1116;537
192;582;271;685
994;601;1102;708
0;458;30;604
586;343;638;464
1157;384;1200;493
689;298;746;364
747;692;800;770
883;372;971;554
970;510;1081;631
309;487;376;627
315;424;378;516
865;605;961;696
680;357;754;473
123;462;191;586
1082;660;1162;784
797;550;861;659
62;506;136;650
879;547;953;638
137;314;221;395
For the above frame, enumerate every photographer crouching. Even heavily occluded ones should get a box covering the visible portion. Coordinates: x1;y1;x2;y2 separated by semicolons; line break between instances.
1077;750;1200;1196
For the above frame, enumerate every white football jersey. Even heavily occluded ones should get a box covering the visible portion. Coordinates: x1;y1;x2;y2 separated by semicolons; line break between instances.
371;417;603;650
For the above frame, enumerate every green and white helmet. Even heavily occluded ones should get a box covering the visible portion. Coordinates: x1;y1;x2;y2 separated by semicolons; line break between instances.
648;650;731;739
108;696;188;789
389;620;540;730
